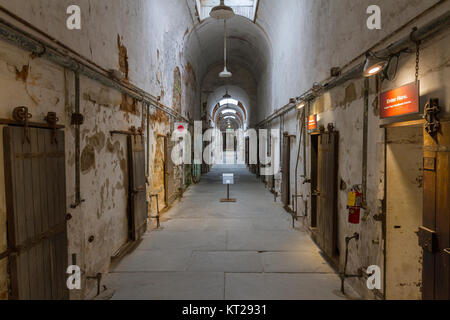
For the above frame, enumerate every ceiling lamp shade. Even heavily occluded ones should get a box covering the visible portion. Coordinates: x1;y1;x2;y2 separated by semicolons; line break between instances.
363;52;388;77
210;0;235;20
219;67;232;78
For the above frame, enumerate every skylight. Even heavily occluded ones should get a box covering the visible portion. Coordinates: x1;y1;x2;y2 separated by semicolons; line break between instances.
221;109;237;114
219;98;239;106
196;0;259;21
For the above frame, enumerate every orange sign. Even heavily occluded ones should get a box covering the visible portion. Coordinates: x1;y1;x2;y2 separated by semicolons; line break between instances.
308;115;317;131
380;82;419;119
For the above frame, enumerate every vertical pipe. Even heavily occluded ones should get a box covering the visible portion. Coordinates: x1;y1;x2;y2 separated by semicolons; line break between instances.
73;72;81;208
362;78;369;207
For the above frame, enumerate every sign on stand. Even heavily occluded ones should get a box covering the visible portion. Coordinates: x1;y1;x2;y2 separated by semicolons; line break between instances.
221;173;236;202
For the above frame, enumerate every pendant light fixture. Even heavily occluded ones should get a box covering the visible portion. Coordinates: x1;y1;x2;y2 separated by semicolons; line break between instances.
210;1;234;78
219;20;232;78
210;0;235;20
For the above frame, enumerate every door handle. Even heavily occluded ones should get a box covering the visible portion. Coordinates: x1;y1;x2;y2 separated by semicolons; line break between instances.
312;190;321;196
444;248;450;256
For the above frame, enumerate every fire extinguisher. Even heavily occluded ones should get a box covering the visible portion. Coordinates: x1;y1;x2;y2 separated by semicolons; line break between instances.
347;186;363;224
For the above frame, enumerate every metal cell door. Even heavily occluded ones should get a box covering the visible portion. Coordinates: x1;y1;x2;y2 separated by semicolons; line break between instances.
282;133;291;208
421;119;450;300
3;126;68;300
317;129;339;259
128;134;148;241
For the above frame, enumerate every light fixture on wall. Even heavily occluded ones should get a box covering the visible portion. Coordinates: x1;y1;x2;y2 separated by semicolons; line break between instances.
210;0;235;20
363;52;388;77
296;100;306;109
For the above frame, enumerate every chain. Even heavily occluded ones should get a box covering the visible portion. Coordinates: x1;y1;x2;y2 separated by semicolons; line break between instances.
415;41;421;83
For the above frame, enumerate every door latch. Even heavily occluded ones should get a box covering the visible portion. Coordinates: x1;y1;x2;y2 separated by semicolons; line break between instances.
417;226;438;253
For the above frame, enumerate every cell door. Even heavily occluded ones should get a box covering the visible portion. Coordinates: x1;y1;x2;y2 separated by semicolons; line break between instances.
3;126;68;300
282;133;291;208
421;119;450;300
128;134;148;241
316;130;339;259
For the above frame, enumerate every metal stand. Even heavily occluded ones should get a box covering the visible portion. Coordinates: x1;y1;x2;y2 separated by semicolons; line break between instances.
220;184;236;202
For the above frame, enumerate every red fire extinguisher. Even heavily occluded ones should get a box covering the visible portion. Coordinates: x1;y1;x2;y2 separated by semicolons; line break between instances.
347;186;363;224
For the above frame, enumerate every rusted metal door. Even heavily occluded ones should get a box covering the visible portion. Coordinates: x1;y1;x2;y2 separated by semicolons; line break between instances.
282;133;291;208
3;126;68;300
316;129;339;259
165;137;177;206
421;119;450;300
128;134;147;241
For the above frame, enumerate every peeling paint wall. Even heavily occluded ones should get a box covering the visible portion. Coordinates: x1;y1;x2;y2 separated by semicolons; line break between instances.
257;0;450;299
0;0;198;299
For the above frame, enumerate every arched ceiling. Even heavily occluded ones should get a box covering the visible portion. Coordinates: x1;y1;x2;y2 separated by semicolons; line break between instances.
184;14;272;83
184;1;273;126
207;85;250;126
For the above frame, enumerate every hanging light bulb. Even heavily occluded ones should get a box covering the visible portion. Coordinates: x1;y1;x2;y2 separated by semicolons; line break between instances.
210;0;235;20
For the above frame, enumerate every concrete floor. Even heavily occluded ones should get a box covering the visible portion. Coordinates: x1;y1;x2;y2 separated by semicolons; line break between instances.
105;160;355;300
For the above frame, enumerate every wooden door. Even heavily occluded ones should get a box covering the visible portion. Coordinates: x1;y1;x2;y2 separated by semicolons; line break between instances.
421;120;450;300
310;134;319;228
3;126;68;300
128;134;147;241
282;133;290;208
317;130;339;259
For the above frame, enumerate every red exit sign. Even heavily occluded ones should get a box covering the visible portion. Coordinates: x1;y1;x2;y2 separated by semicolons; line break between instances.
308;114;317;131
380;82;420;119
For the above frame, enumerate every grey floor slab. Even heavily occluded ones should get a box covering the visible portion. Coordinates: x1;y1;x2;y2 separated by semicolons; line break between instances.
107;272;225;300
261;251;334;273
188;251;263;272
227;230;316;252
139;230;227;251
114;250;192;272
225;273;345;300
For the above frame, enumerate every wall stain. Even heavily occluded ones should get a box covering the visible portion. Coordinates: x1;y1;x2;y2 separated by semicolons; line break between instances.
343;82;357;106
120;93;139;115
86;131;106;153
15;64;29;82
172;67;182;114
81;145;95;173
117;35;129;80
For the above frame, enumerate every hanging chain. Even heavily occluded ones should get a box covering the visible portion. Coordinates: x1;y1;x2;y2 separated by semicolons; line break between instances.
415;40;421;83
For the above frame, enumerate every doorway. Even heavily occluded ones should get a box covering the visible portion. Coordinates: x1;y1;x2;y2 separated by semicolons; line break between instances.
127;134;148;241
281;133;291;209
3;126;69;300
386;125;423;300
164;136;177;206
310;134;319;228
421;119;450;300
310;129;339;261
